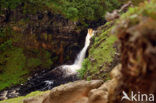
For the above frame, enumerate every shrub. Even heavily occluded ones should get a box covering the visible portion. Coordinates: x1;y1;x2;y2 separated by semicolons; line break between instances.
78;58;91;78
0;0;22;9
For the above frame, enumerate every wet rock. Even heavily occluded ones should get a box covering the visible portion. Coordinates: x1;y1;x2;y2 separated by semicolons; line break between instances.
0;96;8;101
0;66;79;100
0;91;8;101
7;90;19;98
1;64;121;102
22;64;122;103
17;67;80;96
0;87;22;100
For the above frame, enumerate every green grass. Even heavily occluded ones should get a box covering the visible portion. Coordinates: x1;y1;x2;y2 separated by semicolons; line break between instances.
0;91;50;103
78;22;117;79
0;27;53;90
0;47;53;91
78;0;155;80
119;0;156;20
0;48;28;90
42;0;122;25
0;26;53;91
114;0;156;37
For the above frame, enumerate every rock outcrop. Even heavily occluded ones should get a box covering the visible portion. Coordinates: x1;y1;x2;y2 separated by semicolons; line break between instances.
1;1;156;103
0;1;87;95
23;64;122;103
0;2;87;68
105;1;132;21
108;1;156;102
23;1;156;103
23;80;103;103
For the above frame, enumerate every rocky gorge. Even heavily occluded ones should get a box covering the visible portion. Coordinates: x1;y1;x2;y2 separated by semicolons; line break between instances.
0;0;156;103
0;1;87;100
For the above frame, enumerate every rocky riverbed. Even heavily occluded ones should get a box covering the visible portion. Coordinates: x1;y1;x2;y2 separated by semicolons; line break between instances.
0;67;79;100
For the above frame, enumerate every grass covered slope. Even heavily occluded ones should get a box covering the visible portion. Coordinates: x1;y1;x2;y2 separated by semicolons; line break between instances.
77;0;149;80
78;22;119;80
0;26;53;90
0;48;27;90
0;91;49;103
0;46;52;90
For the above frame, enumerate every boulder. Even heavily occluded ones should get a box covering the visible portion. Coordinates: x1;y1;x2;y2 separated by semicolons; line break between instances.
23;64;123;103
23;80;103;103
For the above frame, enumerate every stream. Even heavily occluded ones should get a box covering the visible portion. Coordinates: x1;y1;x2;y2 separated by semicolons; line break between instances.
0;29;95;100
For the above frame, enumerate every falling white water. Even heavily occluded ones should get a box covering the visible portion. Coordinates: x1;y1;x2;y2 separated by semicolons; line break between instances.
60;29;95;76
42;80;54;90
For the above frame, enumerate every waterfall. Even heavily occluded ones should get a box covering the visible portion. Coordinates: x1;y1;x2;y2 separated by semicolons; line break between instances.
61;29;94;75
41;29;94;90
74;30;92;66
2;29;95;97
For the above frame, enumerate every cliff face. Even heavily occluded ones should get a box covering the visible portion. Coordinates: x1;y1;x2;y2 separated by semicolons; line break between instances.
0;0;155;103
0;1;86;91
1;3;85;64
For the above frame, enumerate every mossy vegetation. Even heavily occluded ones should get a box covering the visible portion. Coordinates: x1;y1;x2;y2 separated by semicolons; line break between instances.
0;0;154;102
0;0;124;91
78;0;156;80
0;0;123;26
120;0;156;20
46;0;122;23
78;22;118;80
0;91;50;103
0;0;21;10
0;48;27;90
114;0;156;38
0;27;53;90
0;47;53;90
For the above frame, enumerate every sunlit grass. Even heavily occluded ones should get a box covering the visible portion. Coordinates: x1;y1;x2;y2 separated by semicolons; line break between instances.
0;91;50;103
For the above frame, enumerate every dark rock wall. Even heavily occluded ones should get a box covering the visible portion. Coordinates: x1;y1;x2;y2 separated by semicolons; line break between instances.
0;3;87;66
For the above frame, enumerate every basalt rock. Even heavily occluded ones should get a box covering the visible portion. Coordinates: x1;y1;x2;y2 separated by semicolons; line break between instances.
0;66;79;100
0;2;87;95
18;67;79;96
0;2;87;66
0;3;87;97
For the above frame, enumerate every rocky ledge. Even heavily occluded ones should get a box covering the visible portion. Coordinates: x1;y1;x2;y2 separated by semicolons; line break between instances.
23;64;121;103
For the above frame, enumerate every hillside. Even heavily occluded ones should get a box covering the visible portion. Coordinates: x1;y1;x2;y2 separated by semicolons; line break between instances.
0;0;125;92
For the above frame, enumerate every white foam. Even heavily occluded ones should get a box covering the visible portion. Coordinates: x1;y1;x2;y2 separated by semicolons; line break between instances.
61;30;95;76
